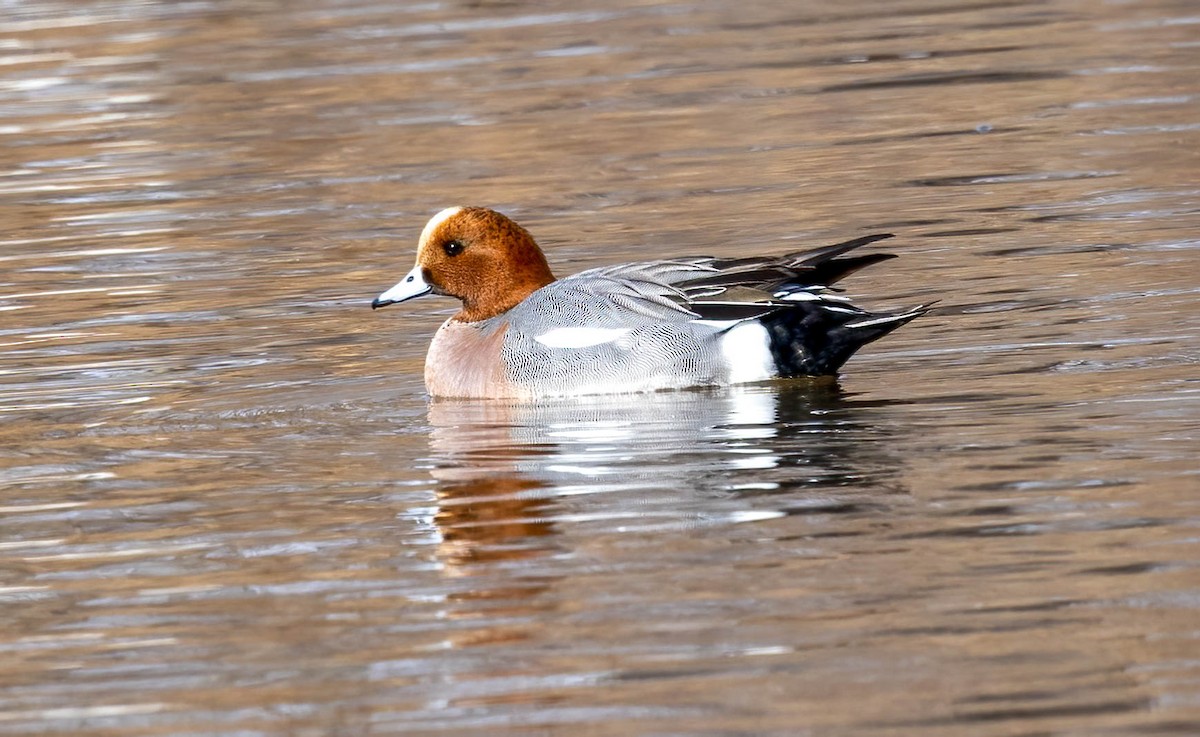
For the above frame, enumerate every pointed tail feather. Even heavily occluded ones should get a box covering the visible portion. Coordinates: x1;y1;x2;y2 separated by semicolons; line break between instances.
761;301;933;377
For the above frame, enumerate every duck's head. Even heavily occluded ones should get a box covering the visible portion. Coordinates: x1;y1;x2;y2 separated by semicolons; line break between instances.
372;206;556;323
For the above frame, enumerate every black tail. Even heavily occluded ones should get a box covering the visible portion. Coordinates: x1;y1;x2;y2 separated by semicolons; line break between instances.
760;301;931;377
680;232;927;375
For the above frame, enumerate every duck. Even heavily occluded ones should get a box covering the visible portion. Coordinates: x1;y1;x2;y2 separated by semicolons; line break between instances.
372;206;929;399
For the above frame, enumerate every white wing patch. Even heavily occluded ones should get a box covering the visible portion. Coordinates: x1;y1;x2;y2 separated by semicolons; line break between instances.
776;290;820;301
533;326;632;349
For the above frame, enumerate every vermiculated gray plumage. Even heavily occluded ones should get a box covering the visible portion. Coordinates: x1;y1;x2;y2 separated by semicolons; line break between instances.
472;233;928;393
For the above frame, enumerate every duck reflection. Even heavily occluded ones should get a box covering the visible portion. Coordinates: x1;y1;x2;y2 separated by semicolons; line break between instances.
425;381;908;575
433;475;555;571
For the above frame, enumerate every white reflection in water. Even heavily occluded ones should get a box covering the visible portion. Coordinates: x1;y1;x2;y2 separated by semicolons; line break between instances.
427;385;782;476
422;386;815;571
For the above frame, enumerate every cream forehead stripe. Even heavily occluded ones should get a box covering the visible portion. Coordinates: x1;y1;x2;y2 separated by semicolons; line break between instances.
418;206;464;251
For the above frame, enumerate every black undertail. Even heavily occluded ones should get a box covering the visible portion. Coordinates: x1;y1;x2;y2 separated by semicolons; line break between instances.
760;302;927;377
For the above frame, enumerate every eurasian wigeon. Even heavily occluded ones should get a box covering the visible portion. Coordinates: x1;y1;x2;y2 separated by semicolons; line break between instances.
372;206;929;399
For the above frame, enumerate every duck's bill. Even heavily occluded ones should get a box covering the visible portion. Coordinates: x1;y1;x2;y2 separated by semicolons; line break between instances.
372;265;432;309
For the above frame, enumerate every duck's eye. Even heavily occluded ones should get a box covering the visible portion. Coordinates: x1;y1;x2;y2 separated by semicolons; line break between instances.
442;240;464;257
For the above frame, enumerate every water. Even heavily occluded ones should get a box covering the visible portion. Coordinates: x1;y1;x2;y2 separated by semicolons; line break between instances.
1;1;1198;734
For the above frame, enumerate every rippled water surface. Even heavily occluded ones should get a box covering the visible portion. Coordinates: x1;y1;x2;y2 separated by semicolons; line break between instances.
2;1;1198;735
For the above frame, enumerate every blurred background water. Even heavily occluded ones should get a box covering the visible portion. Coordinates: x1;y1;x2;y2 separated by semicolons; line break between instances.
1;1;1198;735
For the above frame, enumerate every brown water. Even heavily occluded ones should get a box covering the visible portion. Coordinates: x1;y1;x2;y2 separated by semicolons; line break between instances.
2;1;1198;735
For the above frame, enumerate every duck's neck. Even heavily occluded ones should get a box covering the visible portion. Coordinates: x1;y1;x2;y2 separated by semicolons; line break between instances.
455;268;555;323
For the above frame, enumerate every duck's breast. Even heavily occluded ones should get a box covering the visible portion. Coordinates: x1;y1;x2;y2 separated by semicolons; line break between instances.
425;319;528;399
